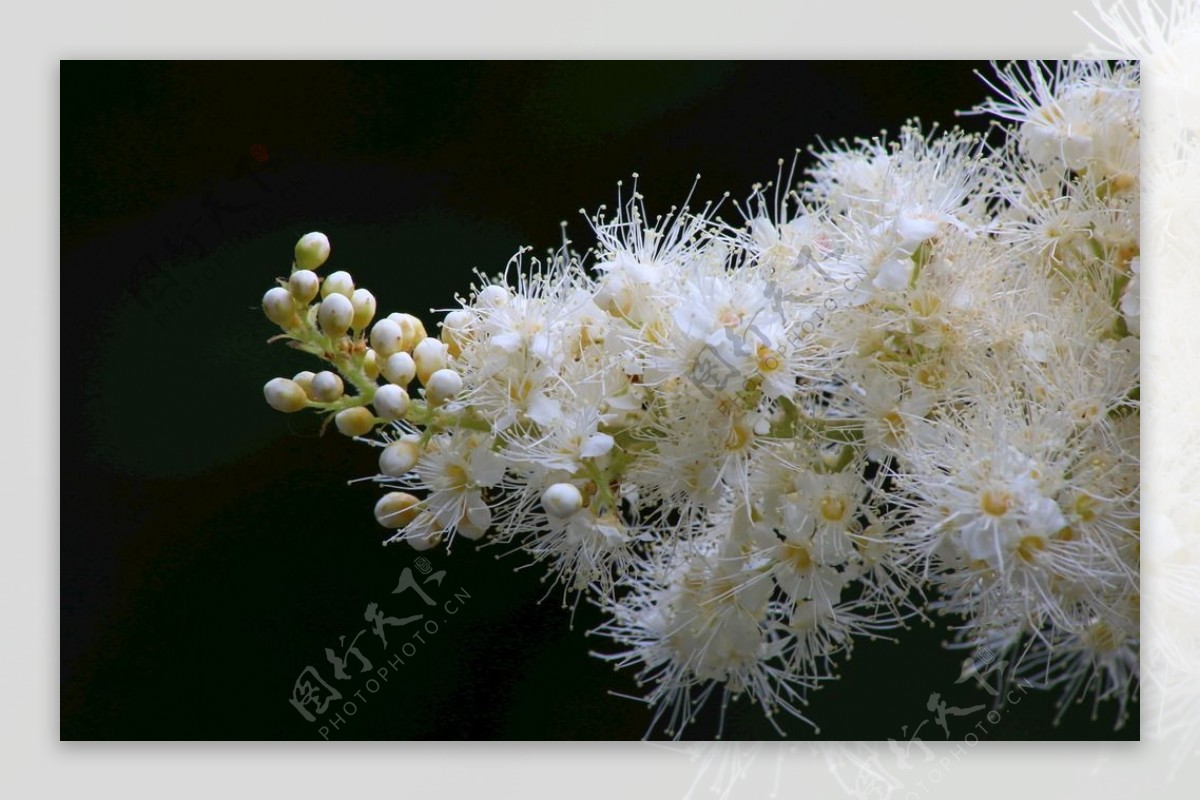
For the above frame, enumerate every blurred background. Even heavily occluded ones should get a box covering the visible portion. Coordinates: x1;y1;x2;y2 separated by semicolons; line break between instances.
60;61;1137;741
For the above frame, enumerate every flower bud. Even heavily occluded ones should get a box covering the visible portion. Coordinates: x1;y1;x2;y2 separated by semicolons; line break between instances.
373;384;411;420
370;319;404;357
335;406;376;437
351;288;377;330
310;370;344;402
382;352;416;385
477;284;509;308
264;376;309;412
294;232;331;271
390;313;427;351
292;370;317;398
363;349;380;380
318;293;354;337
444;309;473;330
406;528;442;551
405;520;444;551
413;337;448;385
288;270;320;304
379;439;421;477
400;511;443;550
321;270;355;299
425;368;463;405
542;483;583;518
441;309;473;357
374;491;421;528
263;377;308;413
262;287;298;328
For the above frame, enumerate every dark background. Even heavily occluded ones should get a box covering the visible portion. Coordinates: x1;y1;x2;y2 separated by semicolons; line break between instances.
61;61;1137;741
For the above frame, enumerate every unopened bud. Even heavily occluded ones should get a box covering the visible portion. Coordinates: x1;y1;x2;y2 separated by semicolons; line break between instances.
542;483;583;518
363;349;380;379
441;309;473;357
406;528;442;551
351;288;377;330
321;270;355;299
402;511;443;550
382;351;416;385
292;370;317;398
413;337;448;385
370;319;404;357
335;406;376;437
373;384;411;420
389;313;427;351
263;377;308;413
374;491;421;528
477;284;509;308
289;270;320;304
425;368;463;405
262;287;297;327
318;293;354;337
310;370;344;402
379;439;421;477
294;232;331;271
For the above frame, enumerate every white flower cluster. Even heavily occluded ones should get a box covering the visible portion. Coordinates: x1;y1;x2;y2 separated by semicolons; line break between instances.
258;61;1139;737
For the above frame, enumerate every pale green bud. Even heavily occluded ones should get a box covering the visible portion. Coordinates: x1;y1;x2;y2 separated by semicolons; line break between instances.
321;270;355;299
363;349;380;380
294;232;331;271
289;270;320;304
262;287;298;328
351;288;377;330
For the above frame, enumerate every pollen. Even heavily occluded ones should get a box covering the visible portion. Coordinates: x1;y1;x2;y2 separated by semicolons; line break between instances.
980;489;1012;517
756;344;782;373
782;540;813;571
724;421;753;452
1074;494;1098;523
1083;619;1122;652
1016;534;1047;563
882;410;905;434
819;495;848;523
442;463;470;491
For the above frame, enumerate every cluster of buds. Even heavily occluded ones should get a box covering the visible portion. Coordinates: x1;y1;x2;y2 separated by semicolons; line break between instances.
259;61;1140;738
261;232;473;446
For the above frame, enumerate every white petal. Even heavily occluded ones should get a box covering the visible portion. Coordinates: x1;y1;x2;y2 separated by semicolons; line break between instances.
896;211;940;244
580;432;614;458
490;332;522;353
469;445;507;487
872;258;911;292
526;392;562;427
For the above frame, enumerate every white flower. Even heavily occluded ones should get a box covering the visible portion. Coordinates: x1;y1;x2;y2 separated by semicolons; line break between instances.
259;59;1140;737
